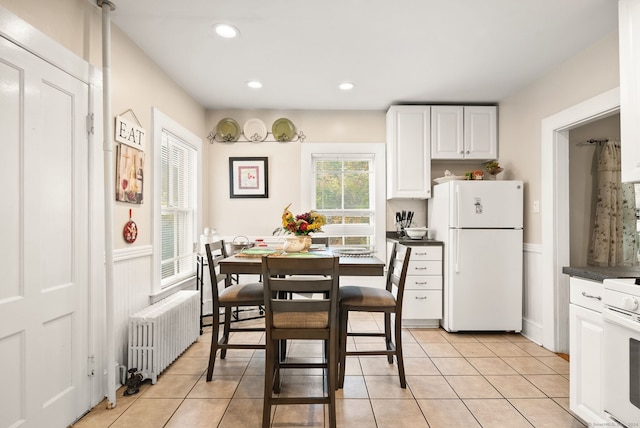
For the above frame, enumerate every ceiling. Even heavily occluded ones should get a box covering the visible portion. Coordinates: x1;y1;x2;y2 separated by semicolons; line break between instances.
109;0;618;111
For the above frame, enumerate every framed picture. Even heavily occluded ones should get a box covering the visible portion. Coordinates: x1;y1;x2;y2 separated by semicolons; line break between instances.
229;157;269;198
115;143;144;204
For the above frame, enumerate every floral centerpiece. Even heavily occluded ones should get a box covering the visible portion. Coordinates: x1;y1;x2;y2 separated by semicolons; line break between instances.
281;203;326;235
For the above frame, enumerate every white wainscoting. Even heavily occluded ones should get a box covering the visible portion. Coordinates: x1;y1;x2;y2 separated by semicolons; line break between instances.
522;243;543;345
113;245;154;365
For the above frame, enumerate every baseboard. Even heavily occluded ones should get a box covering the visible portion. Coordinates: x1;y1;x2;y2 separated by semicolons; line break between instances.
521;317;543;345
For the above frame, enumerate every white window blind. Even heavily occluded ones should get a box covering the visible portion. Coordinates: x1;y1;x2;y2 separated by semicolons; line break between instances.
160;130;196;287
311;153;376;247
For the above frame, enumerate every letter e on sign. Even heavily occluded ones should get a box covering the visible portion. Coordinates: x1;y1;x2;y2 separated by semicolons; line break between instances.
115;115;146;151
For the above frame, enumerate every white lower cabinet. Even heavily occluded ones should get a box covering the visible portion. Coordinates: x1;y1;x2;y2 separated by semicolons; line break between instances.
569;277;607;425
402;244;442;327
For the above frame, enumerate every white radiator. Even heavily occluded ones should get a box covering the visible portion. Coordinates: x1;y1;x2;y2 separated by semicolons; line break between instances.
127;290;199;384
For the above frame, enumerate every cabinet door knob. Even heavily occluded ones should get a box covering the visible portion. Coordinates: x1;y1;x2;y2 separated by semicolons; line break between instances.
466;150;470;154
459;150;464;154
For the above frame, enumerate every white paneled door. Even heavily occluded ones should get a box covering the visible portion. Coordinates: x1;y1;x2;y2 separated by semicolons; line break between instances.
0;36;90;427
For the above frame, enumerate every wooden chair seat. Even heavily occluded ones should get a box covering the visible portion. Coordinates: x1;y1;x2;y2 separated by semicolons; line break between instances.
218;282;263;303
338;286;396;308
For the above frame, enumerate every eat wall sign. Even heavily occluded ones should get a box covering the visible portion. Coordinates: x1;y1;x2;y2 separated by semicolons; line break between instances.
115;115;146;151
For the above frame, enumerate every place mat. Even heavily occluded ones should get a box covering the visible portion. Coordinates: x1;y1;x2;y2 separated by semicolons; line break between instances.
237;248;279;258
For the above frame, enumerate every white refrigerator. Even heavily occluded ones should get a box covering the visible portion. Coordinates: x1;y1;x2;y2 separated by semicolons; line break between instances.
428;180;523;332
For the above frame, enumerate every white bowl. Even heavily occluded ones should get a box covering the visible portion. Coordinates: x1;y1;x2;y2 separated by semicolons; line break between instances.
405;227;428;239
433;175;467;184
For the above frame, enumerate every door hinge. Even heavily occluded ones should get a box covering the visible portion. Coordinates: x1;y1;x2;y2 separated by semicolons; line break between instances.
88;354;96;377
86;113;95;136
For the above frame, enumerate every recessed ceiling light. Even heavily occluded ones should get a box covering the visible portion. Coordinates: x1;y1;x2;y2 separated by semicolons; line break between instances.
246;81;263;89
338;82;355;91
213;23;239;39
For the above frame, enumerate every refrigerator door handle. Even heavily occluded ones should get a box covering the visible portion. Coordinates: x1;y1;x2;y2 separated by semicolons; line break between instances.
454;229;460;273
455;185;460;228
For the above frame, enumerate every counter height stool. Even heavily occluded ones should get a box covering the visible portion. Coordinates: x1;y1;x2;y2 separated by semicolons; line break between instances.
204;241;265;381
261;255;340;428
338;242;411;388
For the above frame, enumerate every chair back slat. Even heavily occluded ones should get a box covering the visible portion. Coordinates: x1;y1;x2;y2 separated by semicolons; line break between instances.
268;277;333;293
270;299;330;313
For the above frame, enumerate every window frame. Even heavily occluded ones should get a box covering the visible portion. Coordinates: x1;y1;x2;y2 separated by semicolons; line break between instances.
151;108;202;298
300;143;386;255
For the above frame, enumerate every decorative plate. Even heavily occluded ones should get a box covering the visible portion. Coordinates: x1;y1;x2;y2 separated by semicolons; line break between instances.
243;118;268;142
272;118;296;142
216;118;241;142
333;247;375;256
123;219;138;243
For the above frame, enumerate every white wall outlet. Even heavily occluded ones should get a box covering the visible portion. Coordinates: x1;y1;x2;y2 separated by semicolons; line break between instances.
533;200;540;213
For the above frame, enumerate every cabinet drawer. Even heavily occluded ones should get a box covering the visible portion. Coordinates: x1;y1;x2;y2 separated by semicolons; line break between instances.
403;290;442;319
408;246;442;260
407;260;441;275
405;276;442;290
569;277;603;313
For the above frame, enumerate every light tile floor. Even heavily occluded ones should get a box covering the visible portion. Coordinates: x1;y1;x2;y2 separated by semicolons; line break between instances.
73;313;585;427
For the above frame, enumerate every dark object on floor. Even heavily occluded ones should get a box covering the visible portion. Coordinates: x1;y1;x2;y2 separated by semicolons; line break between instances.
123;368;145;396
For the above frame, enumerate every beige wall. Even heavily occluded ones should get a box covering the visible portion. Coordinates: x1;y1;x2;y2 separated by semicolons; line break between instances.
499;30;620;244
205;110;387;237
1;0;208;249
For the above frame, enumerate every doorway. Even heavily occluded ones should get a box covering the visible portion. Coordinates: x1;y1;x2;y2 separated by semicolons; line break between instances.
541;87;620;353
568;114;621;266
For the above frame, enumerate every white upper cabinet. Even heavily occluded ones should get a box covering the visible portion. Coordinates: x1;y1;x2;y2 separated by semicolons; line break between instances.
386;105;432;199
431;106;497;160
619;0;640;182
430;106;463;159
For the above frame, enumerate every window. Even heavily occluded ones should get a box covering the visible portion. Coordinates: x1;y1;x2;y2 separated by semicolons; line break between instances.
301;143;385;255
160;133;196;285
312;154;375;246
152;108;202;294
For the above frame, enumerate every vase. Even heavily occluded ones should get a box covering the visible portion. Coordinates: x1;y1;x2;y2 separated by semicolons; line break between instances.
283;235;311;253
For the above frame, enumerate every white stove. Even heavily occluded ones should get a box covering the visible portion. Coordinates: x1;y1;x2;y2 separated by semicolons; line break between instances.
603;278;640;427
604;278;640;315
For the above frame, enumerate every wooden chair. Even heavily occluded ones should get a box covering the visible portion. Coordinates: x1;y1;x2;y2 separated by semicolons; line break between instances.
338;242;412;388
204;241;265;381
261;255;340;428
311;236;329;247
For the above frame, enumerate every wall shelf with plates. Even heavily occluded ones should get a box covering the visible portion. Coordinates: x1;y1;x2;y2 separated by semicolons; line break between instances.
207;117;306;143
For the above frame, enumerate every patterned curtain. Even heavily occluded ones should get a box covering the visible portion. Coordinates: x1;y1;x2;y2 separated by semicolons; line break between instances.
588;140;639;266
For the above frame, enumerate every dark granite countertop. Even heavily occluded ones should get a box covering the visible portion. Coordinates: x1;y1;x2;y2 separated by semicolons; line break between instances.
562;265;640;282
386;232;443;246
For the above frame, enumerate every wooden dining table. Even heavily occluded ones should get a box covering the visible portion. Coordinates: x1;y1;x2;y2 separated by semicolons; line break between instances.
218;248;385;367
218;250;386;277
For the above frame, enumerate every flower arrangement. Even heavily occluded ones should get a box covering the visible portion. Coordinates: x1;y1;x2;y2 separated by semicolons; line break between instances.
281;203;326;236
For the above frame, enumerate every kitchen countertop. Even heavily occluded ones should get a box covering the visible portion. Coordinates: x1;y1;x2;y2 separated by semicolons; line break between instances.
562;265;640;282
386;232;443;246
